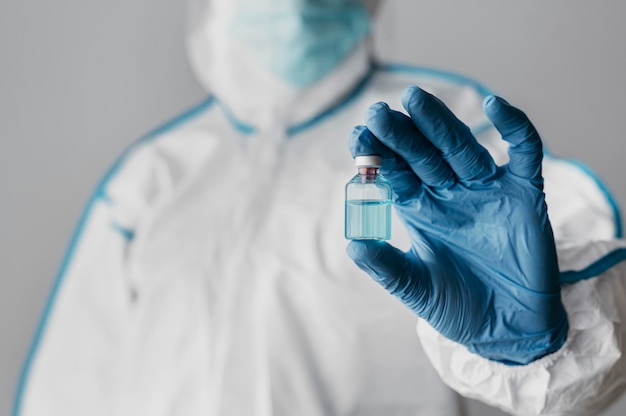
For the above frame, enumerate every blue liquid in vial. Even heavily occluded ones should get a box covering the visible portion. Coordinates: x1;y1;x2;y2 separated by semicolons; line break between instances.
345;199;391;240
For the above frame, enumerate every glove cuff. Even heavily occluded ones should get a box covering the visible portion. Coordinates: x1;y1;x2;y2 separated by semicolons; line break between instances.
466;307;569;365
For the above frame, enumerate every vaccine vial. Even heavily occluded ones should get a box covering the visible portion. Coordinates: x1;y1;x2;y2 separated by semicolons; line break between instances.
345;155;392;240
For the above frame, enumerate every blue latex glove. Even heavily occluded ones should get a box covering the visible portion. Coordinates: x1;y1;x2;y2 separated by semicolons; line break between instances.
347;86;568;365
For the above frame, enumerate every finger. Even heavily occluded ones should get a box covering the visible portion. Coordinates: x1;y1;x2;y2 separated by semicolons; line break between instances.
346;240;430;315
401;86;496;183
483;95;543;182
349;125;421;203
349;124;394;159
365;102;455;188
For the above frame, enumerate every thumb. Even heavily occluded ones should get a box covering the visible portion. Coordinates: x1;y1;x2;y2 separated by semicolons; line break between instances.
346;240;430;312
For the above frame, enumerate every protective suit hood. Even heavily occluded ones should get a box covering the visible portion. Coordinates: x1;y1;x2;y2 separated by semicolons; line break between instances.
186;0;376;131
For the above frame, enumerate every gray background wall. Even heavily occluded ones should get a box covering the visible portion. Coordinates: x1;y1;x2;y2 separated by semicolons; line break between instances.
1;1;625;415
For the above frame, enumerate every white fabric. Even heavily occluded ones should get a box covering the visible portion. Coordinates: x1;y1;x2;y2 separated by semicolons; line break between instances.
418;239;626;416
17;1;626;415
186;0;372;130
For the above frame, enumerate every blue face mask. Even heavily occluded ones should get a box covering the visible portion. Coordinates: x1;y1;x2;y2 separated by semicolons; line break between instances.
231;0;371;87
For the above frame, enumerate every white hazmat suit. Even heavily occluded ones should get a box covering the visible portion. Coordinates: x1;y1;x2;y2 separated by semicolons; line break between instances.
14;1;626;415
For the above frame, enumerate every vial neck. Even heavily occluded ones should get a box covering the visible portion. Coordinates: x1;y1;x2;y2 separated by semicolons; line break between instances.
358;167;379;180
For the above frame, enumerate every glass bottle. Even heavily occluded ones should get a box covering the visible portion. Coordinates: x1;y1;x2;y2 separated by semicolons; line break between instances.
345;155;392;240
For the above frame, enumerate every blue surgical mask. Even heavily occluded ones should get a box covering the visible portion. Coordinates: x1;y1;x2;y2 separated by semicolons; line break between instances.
231;0;371;87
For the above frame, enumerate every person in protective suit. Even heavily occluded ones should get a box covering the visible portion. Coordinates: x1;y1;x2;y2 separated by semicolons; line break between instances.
14;0;626;415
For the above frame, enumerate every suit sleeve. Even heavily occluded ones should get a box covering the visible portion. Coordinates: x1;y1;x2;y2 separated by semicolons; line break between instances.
417;238;626;416
17;141;169;416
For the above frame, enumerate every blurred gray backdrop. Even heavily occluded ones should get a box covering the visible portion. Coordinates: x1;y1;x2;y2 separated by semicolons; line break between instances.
1;1;625;415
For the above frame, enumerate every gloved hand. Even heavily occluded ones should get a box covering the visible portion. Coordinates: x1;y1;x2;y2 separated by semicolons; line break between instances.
347;86;568;365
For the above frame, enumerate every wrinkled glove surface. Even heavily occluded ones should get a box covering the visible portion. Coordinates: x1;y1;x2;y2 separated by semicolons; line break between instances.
347;86;568;365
